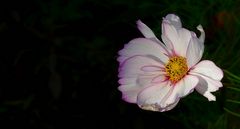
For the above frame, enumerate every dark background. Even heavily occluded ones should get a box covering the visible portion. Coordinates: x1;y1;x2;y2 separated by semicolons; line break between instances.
0;0;240;129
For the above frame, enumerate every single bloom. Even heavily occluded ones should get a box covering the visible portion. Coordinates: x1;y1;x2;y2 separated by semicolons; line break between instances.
117;14;223;112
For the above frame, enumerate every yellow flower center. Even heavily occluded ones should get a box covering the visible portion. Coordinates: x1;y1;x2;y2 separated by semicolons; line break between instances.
165;56;188;83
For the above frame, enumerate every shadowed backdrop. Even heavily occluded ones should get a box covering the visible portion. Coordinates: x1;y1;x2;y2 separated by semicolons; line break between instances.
0;0;240;129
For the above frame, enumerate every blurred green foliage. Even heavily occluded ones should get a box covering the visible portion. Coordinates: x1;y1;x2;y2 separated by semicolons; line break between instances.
0;0;240;128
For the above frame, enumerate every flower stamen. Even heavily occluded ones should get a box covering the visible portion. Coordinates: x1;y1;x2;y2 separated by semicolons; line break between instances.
165;56;188;83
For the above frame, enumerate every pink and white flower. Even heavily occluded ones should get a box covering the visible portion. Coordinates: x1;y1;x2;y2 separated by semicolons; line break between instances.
117;14;223;112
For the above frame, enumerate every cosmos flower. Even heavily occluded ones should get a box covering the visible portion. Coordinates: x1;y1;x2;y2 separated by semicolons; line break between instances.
117;14;223;112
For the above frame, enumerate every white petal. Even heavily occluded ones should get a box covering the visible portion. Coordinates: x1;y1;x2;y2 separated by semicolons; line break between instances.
161;20;177;51
141;65;163;72
151;75;167;83
165;75;199;105
177;28;192;56
137;20;156;39
137;20;167;45
190;73;222;101
189;60;223;101
119;74;160;103
161;35;175;57
195;82;217;101
203;92;216;101
186;34;203;67
165;14;182;29
190;60;223;80
137;75;198;112
137;81;174;112
118;78;136;85
194;74;223;92
118;56;163;84
177;75;199;96
161;19;191;57
197;25;205;44
117;38;169;64
118;84;139;103
160;99;179;112
186;26;205;67
118;56;163;78
139;98;179;112
118;56;164;103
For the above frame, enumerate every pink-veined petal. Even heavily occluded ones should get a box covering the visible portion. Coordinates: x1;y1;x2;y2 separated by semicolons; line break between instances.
137;20;156;39
118;77;136;85
177;28;192;56
141;65;163;72
117;38;169;64
176;75;199;96
161;99;180;112
137;20;169;48
165;14;182;29
197;25;205;44
151;75;167;83
137;81;174;112
189;60;223;101
190;60;223;80
118;84;139;103
186;35;202;68
190;72;223;101
118;56;164;103
119;74;161;103
162;17;192;57
119;72;160;103
137;75;198;112
186;25;205;67
161;20;177;51
164;75;199;105
202;92;216;101
118;55;164;78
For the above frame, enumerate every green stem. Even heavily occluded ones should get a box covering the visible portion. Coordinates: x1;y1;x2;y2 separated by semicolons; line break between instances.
223;107;240;117
226;76;240;84
226;86;240;92
226;99;240;104
224;70;240;81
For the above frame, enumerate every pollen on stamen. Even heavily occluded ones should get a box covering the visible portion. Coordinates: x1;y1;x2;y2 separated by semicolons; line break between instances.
165;56;188;83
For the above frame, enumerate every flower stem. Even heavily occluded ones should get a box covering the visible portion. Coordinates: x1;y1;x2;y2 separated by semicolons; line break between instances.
224;70;240;82
226;99;240;104
226;86;240;92
223;107;240;118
